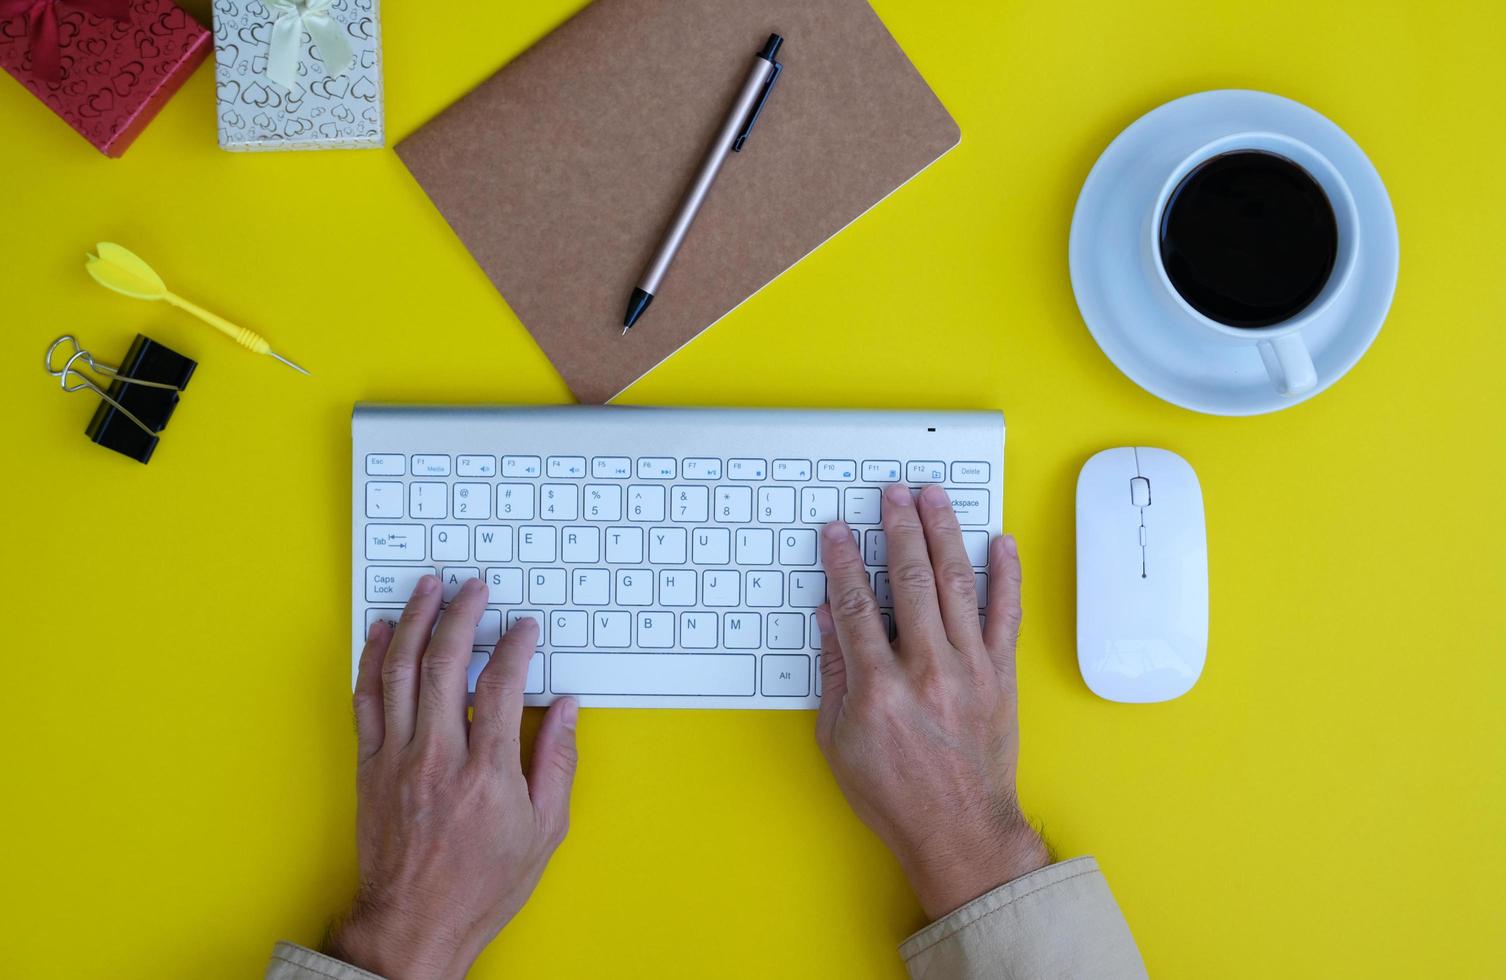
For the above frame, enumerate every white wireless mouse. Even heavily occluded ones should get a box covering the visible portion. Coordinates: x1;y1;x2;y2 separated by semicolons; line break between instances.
1076;447;1208;702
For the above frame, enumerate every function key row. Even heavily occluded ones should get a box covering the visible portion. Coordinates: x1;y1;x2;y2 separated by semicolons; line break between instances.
366;453;990;484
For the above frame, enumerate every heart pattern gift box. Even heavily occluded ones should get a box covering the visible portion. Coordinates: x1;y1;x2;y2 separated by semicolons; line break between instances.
213;0;383;151
0;0;210;157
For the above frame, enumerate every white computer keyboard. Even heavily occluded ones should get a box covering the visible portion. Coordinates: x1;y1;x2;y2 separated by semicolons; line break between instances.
352;405;1004;709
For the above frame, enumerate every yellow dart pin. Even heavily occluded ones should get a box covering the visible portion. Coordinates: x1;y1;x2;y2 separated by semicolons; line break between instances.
85;242;309;376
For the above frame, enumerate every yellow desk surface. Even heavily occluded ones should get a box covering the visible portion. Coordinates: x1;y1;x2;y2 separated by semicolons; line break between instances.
3;1;1503;976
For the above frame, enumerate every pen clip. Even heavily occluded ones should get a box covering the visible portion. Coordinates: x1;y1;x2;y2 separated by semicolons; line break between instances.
732;59;782;152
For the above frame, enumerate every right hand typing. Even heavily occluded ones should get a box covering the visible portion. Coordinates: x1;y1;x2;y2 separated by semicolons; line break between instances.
815;484;1050;920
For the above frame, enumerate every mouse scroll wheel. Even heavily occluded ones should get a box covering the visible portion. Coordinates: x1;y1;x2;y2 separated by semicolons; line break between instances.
1130;477;1151;507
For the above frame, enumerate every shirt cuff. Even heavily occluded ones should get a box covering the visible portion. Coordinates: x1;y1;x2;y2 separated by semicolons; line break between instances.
899;856;1148;980
265;941;387;980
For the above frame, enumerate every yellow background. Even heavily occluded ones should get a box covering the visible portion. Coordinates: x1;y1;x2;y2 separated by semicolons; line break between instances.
2;1;1503;976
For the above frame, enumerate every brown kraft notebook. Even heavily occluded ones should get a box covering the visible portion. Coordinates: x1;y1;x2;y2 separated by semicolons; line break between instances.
396;0;961;404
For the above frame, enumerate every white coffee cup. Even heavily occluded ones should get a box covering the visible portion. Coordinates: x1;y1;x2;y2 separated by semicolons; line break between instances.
1146;132;1361;395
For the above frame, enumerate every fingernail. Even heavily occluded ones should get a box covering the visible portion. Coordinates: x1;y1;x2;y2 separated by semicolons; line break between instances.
884;483;913;506
821;520;849;541
366;619;386;640
1003;534;1018;557
415;574;439;596
460;576;483;596
560;697;578;730
920;484;949;506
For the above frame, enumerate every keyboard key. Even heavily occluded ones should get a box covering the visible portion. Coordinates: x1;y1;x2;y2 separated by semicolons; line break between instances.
728;458;767;480
702;570;740;607
584;484;623;521
863;529;887;565
736;528;774;565
637;457;676;480
745;570;783;607
679;612;718;649
605;526;644;563
507;610;545;647
366;482;403;518
457;455;496;477
518;526;556;562
593;611;631;647
410;482;447;519
572;568;609;605
962;530;989;567
862;460;901;482
658;569;697;606
529;568;567;605
475;526;513;562
540;484;580;521
366;524;425;560
724;612;760;648
502;455;542;478
671;485;709;522
907;460;946;484
441;567;479;602
844;487;881;525
365;565;434;603
945;488;991;525
453;483;491;520
432;525;468;561
951;461;990;483
496;483;535;520
366;453;404;476
772;458;812;481
551;652;754;696
974;572;988;608
637;611;675;648
779;529;817;565
789;571;826;607
818;459;856;481
800;487;839;523
767;612;805;649
524;652;545;693
628;485;665;521
485;567;524;604
547;456;587;478
616;569;653;606
549;610;588;647
758;486;796;523
365;608;402;633
467;651;490;691
562;526;600;563
714;486;753;523
874;572;893;606
649;527;688;564
761;654;810;696
592;456;632;479
682;458;722;479
692;528;731;565
411;454;451;477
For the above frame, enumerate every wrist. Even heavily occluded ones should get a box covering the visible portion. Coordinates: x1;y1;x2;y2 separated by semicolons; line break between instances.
902;809;1050;921
326;896;466;980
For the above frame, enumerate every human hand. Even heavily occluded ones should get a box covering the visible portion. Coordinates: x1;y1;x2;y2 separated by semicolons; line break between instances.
327;575;579;980
816;483;1048;921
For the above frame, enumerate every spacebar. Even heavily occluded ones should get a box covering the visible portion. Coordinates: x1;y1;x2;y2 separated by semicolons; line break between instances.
551;653;757;697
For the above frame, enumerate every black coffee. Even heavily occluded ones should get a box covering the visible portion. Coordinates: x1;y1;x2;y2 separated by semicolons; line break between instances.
1159;150;1338;329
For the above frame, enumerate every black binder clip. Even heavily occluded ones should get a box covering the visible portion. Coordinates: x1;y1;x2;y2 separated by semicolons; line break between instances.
45;334;196;464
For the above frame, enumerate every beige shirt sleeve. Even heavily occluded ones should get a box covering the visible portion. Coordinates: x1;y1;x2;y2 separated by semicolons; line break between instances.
900;856;1147;980
265;941;386;980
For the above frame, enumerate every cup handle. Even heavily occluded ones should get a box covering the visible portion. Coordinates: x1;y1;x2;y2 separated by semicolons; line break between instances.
1259;333;1317;395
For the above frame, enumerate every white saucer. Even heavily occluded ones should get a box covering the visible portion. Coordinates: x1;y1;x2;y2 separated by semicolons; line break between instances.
1068;90;1399;416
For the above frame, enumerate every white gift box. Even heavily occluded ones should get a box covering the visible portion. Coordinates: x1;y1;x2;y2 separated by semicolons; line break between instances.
214;0;383;151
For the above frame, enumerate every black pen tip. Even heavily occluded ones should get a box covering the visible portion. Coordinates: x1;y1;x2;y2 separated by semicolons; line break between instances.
623;288;653;331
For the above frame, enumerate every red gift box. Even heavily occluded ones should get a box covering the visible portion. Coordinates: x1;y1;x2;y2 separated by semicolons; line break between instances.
0;0;209;156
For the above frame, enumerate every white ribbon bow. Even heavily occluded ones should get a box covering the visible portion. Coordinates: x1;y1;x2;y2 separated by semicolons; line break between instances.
265;0;356;91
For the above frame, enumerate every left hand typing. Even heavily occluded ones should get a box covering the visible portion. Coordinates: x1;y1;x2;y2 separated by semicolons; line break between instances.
326;575;579;980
